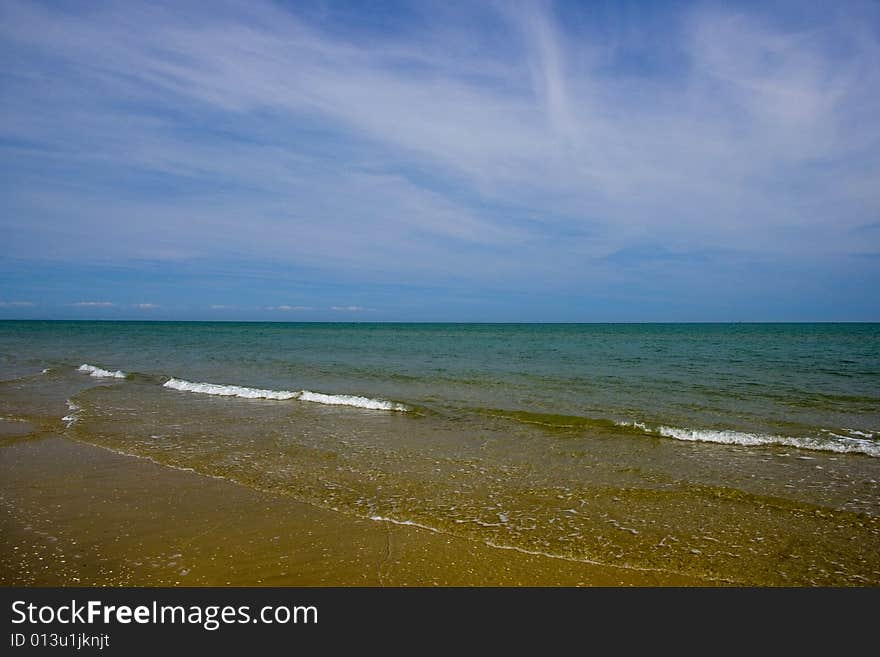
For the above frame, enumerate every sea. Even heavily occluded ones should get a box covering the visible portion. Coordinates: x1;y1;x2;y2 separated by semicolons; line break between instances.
1;321;878;584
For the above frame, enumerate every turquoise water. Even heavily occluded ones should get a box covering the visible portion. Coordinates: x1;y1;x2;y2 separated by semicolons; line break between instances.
2;321;878;444
2;321;879;584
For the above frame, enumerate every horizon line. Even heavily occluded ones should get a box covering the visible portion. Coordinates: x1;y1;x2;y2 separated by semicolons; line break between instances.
1;319;878;325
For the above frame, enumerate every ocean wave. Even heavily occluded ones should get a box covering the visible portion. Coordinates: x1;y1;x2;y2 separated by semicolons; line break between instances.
616;421;880;457
298;390;407;411
78;363;126;379
163;377;407;411
163;378;299;400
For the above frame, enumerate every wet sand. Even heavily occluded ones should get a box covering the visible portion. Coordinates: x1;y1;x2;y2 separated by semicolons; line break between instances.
0;436;705;586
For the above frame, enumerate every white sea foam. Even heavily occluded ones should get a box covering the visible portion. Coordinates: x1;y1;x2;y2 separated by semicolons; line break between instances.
298;390;407;411
655;426;879;456
163;377;407;411
62;401;80;428
163;378;299;400
616;420;880;457
842;429;875;439
617;420;648;431
78;363;126;378
369;515;438;532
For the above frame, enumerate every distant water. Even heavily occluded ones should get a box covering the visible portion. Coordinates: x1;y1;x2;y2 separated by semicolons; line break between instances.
2;321;879;584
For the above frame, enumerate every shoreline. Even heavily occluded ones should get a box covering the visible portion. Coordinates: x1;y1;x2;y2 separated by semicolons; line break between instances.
0;435;705;586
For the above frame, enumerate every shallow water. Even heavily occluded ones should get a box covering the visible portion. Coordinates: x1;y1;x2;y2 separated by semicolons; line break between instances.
1;321;878;584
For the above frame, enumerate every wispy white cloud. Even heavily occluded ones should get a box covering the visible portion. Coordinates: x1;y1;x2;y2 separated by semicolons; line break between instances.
0;0;877;314
72;301;115;307
133;303;159;309
267;305;312;311
331;305;367;312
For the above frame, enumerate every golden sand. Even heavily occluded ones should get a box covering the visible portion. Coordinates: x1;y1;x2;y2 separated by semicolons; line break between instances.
0;436;705;586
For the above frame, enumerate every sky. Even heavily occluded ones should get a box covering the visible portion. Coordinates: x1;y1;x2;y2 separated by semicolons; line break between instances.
1;0;879;321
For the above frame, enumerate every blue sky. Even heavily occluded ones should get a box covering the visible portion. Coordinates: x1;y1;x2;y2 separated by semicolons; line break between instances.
1;0;879;321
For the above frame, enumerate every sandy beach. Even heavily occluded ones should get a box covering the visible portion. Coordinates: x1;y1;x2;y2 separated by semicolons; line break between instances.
3;0;879;607
1;435;704;586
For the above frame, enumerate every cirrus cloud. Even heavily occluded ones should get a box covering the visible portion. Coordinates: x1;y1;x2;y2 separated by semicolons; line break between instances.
1;0;878;320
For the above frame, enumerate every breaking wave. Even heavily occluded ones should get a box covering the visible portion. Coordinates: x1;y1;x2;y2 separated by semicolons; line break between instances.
163;377;407;411
616;421;879;457
163;378;298;400
78;364;126;379
297;390;407;411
